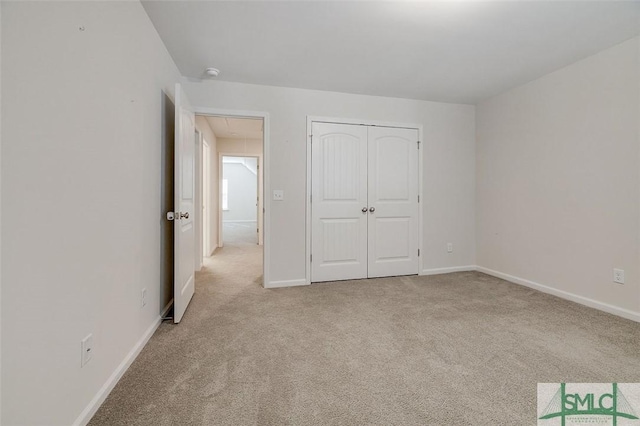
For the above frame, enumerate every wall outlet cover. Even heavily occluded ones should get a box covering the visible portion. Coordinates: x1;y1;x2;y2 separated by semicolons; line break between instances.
613;268;625;284
141;288;147;308
81;334;93;367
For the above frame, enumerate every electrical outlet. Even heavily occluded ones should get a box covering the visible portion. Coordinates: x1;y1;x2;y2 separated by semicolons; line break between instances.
141;288;147;308
81;334;93;367
447;243;453;253
613;268;625;284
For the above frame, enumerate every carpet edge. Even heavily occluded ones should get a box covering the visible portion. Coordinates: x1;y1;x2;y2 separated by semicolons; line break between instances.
477;266;640;323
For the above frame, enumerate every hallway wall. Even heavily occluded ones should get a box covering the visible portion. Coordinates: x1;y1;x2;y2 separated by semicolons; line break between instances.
223;160;258;222
195;116;220;255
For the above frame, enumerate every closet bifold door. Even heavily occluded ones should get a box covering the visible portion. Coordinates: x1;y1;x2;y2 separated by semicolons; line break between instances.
367;126;419;278
311;122;368;282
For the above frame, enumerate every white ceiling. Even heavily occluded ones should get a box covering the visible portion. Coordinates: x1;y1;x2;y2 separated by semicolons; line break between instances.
204;116;264;140
143;1;640;104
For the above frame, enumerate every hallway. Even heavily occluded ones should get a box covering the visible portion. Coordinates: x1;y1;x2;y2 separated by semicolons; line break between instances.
205;221;263;290
223;221;259;247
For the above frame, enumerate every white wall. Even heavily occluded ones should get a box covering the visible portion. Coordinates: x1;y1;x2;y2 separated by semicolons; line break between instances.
218;137;262;155
195;116;219;255
223;160;258;222
1;2;181;425
476;37;640;315
184;80;477;284
0;2;3;420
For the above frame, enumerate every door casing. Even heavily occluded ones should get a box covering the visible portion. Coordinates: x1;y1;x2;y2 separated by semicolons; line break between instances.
194;129;203;271
305;116;424;285
193;107;270;288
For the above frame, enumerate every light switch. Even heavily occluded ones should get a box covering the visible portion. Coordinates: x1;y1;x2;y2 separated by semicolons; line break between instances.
273;190;284;201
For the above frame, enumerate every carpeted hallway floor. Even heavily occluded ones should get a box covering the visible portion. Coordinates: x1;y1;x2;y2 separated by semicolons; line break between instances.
90;236;640;425
222;221;259;246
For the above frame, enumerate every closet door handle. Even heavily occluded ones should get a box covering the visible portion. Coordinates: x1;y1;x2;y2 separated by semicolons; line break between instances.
362;207;368;213
369;207;375;213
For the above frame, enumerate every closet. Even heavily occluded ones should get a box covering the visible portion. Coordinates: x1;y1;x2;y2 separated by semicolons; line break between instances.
311;121;419;282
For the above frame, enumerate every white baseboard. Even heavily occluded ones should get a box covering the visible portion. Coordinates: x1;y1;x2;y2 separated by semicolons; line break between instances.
265;278;308;289
72;302;171;426
207;245;218;257
420;265;477;276
476;266;640;323
223;220;256;223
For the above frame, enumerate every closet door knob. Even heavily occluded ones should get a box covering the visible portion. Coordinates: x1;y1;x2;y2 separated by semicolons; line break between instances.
369;207;375;213
362;207;368;213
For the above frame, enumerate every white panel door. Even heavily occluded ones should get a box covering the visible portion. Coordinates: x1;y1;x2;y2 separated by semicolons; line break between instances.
174;83;196;323
311;122;368;282
367;126;419;278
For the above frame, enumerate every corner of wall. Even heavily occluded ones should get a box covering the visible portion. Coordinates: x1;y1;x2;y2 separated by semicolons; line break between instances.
0;0;3;420
475;36;640;318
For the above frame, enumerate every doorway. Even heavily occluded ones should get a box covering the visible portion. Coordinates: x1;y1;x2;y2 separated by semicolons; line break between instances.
221;155;261;245
194;113;265;284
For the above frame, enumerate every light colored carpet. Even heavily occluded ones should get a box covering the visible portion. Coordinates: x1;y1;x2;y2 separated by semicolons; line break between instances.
223;221;259;246
90;241;640;425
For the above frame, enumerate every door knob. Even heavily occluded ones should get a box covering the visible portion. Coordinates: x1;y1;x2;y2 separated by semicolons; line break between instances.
362;207;368;213
180;212;189;219
369;207;375;213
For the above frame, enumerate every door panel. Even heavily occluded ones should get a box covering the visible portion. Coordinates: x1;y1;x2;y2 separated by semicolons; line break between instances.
367;127;419;278
311;123;368;282
321;218;362;262
374;217;411;261
174;83;196;323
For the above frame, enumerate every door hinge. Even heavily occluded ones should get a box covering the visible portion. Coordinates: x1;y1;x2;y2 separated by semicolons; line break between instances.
310;194;312;203
417;141;421;149
418;249;420;256
310;254;313;262
310;135;313;144
418;195;420;203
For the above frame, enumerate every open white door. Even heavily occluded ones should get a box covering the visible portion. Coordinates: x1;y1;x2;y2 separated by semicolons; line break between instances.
174;83;196;323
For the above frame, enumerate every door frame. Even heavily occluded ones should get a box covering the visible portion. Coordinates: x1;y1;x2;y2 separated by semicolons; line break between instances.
305;116;424;285
194;128;204;271
218;153;263;248
194;107;270;288
202;139;211;257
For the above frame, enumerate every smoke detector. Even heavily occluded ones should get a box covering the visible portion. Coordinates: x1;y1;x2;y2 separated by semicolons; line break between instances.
205;67;220;77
